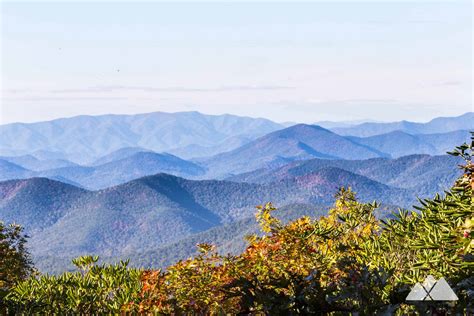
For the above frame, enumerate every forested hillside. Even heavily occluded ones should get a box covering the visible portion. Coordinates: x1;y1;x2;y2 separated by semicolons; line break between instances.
228;154;462;196
1;169;411;273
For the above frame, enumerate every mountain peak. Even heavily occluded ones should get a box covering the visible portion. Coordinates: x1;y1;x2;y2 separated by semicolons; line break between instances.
285;123;328;131
270;124;331;139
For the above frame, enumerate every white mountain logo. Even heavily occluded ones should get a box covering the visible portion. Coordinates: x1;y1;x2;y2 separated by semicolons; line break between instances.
406;275;458;301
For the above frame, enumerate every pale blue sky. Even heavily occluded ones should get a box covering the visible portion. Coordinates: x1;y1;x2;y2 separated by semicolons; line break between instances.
1;1;472;124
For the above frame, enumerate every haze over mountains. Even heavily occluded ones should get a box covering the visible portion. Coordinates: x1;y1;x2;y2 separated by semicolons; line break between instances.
228;154;462;197
200;124;386;177
0;111;284;163
331;112;474;137
1;112;472;188
0;151;205;188
1;111;472;163
346;130;471;158
0;111;472;273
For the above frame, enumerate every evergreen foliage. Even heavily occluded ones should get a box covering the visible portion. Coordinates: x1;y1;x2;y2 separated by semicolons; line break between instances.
0;221;34;312
4;256;141;314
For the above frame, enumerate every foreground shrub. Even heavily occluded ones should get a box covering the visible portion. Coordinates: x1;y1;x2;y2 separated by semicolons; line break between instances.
5;255;141;314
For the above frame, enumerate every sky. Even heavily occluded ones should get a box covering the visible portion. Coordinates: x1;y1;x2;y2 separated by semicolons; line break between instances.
0;1;472;124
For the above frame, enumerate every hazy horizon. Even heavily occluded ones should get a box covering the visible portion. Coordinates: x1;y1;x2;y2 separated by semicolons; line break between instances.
1;1;472;124
0;109;473;126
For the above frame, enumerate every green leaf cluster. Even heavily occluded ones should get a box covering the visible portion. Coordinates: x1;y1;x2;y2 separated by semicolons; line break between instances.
0;221;34;312
5;256;141;314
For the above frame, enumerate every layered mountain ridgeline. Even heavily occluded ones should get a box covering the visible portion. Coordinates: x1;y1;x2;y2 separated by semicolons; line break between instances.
228;154;463;196
90;147;154;165
37;152;206;190
1;111;472;166
0;111;284;163
2;127;468;189
200;124;471;178
0;154;79;171
200;124;387;178
0;149;460;274
331;112;474;136
1;151;206;189
347;129;472;158
0;159;32;180
0;112;472;275
1;168;414;273
1;112;472;188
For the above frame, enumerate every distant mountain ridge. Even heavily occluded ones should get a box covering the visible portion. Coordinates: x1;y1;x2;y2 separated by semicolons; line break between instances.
91;147;154;165
0;151;206;190
201;124;387;178
347;129;472;158
331;112;474;137
0;111;284;163
1;127;469;187
227;154;462;197
0;155;79;171
0;159;32;180
1;111;471;164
